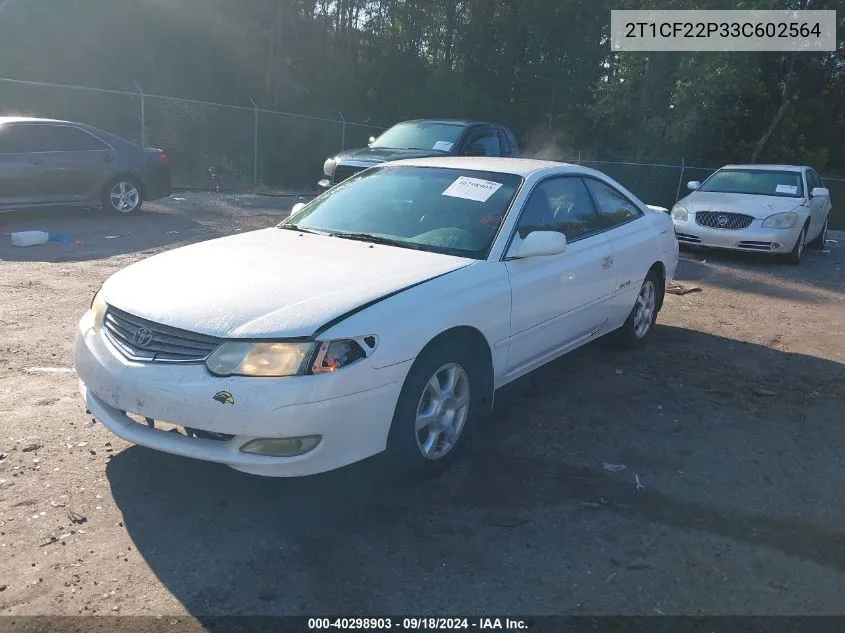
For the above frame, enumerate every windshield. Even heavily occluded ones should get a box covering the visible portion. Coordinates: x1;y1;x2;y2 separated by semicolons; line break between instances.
281;166;523;259
698;169;804;198
370;122;465;153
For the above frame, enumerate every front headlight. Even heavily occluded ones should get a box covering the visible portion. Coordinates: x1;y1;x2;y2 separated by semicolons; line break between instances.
91;289;107;331
206;341;316;377
671;204;689;221
311;339;369;374
323;157;337;177
762;212;798;229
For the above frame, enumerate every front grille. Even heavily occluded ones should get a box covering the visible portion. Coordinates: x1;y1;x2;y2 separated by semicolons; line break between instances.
675;232;702;243
695;211;754;230
333;164;366;183
103;306;221;363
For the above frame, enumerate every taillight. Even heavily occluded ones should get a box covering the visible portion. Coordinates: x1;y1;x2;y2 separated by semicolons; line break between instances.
158;153;169;165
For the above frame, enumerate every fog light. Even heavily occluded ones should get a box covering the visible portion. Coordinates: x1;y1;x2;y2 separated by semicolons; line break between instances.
772;243;782;250
239;436;321;457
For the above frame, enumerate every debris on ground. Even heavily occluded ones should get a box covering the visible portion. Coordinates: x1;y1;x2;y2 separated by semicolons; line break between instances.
48;233;74;244
602;463;627;473
166;230;179;235
66;509;87;525
635;474;645;491
580;502;603;510
104;235;122;240
0;453;7;462
24;367;76;375
615;369;624;375
666;282;702;296
484;516;530;528
10;231;49;247
752;387;778;397
22;443;43;453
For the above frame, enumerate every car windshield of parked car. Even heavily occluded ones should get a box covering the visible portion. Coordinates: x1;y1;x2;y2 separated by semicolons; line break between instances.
370;122;465;152
698;169;804;198
281;166;523;259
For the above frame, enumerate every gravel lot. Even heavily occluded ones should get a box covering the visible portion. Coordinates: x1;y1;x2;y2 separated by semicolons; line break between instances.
1;193;844;617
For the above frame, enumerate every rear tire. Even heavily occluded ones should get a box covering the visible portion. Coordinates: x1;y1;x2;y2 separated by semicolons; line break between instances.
808;216;829;250
615;269;661;349
385;341;483;478
103;177;143;214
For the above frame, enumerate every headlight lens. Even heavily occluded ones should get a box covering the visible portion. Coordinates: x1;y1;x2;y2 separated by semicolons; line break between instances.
762;212;798;229
323;157;337;177
312;339;368;374
671;204;689;221
91;290;107;331
206;342;315;377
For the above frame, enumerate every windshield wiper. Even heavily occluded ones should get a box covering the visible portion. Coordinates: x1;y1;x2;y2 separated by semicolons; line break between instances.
277;224;324;235
328;232;423;250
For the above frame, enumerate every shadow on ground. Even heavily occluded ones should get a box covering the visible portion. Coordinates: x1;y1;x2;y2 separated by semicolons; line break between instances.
106;326;845;615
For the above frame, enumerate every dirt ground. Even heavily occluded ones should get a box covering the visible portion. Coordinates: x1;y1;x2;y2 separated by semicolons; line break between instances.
1;193;844;617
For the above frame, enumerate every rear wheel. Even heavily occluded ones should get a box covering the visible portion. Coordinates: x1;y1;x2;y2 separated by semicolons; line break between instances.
615;269;661;349
808;216;829;250
385;342;482;477
103;178;143;214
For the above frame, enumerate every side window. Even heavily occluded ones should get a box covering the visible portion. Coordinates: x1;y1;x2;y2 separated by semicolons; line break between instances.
0;125;37;153
42;125;110;151
516;177;601;241
808;170;822;191
507;130;520;156
497;129;513;157
462;127;501;157
584;178;643;228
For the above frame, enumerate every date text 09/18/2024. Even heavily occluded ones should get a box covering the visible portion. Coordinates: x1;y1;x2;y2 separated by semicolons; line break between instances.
307;618;529;630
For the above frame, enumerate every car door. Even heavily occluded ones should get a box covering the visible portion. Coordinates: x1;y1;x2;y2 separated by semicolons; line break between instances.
26;124;114;202
0;124;43;206
806;169;828;239
583;176;662;328
504;176;616;376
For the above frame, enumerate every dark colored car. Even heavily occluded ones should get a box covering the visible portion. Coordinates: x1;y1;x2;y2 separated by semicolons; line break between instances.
318;119;520;189
0;117;171;214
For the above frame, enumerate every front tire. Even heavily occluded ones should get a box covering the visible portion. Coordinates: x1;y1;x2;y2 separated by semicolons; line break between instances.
385;342;482;477
782;224;806;265
808;216;829;250
103;178;143;214
615;269;661;349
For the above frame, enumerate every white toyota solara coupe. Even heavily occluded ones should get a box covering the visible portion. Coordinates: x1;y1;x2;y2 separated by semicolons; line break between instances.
671;164;832;264
75;157;679;477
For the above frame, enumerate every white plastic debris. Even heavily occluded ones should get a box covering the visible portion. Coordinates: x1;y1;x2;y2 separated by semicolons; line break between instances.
11;231;49;247
635;473;644;491
602;463;627;473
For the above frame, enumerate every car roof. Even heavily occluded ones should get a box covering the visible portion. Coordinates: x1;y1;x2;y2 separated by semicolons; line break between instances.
720;164;809;172
397;119;498;127
0;116;72;125
387;156;579;177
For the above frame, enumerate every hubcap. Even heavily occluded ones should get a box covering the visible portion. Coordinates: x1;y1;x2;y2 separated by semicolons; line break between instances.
633;280;656;339
110;182;140;212
414;363;471;460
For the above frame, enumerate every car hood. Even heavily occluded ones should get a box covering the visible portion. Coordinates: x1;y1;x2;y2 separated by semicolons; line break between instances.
99;228;473;339
678;191;804;219
335;146;447;164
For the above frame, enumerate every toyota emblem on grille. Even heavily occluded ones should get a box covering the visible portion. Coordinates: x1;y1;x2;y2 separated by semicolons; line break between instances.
717;215;729;227
132;327;154;348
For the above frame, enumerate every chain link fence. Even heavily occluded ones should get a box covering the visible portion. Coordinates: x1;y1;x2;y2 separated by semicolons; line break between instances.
0;77;384;191
0;77;842;228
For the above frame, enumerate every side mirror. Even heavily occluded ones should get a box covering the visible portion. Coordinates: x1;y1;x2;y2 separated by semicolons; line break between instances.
290;202;307;215
810;187;829;199
507;231;567;260
687;181;701;191
368;136;376;147
647;204;669;214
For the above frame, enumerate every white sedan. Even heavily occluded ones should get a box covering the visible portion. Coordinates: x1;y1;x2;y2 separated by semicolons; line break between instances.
671;164;832;264
75;157;679;477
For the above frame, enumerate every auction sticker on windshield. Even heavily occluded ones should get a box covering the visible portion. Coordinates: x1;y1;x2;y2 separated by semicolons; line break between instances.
433;141;454;152
776;184;798;194
442;176;503;202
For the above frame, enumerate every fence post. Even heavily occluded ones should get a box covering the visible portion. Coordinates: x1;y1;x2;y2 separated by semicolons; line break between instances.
338;111;346;151
250;98;259;188
133;81;146;148
675;157;686;204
